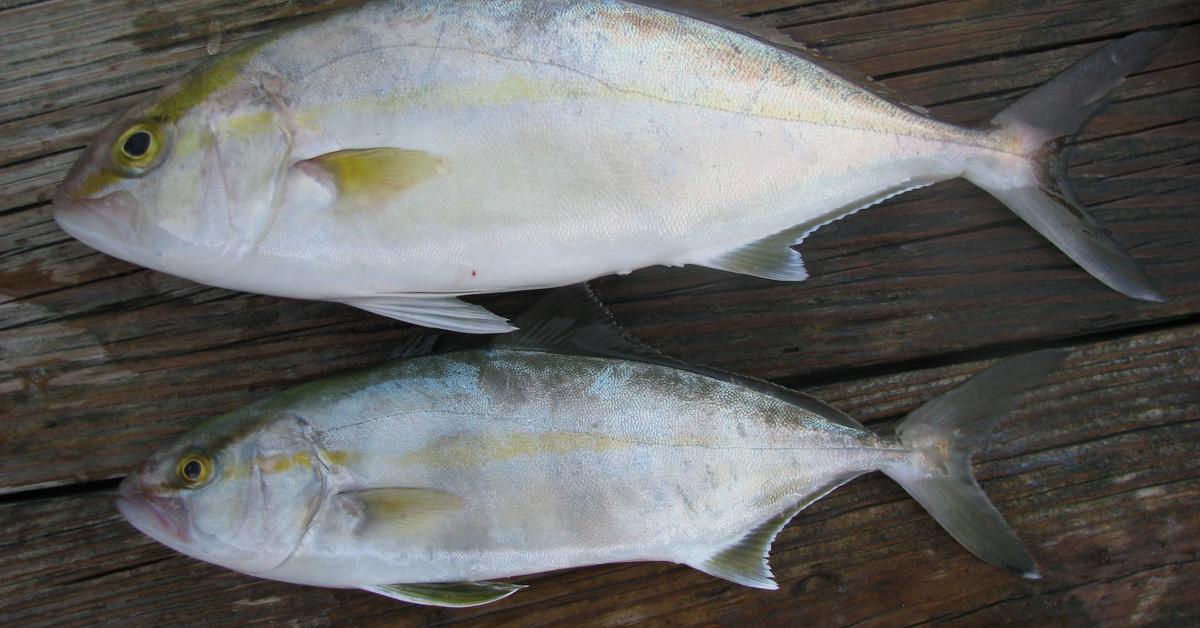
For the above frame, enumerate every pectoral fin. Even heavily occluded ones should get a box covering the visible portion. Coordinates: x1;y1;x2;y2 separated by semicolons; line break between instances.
339;487;464;538
302;148;445;212
363;581;525;607
338;295;516;334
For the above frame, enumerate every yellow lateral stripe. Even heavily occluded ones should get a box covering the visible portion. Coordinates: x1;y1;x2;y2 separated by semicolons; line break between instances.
401;431;626;470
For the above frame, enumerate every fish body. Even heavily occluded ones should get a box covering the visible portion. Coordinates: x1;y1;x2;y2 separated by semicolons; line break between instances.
119;288;1061;606
213;0;970;295
243;349;886;587
55;1;1168;332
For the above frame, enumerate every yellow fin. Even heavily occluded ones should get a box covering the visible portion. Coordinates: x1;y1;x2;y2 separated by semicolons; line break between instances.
339;487;464;538
305;148;445;212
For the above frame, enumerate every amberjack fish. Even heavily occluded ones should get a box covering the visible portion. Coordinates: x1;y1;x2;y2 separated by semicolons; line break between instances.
54;1;1171;331
119;287;1064;607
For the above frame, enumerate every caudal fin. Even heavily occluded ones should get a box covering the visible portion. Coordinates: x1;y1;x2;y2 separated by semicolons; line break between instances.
881;350;1068;578
969;31;1174;302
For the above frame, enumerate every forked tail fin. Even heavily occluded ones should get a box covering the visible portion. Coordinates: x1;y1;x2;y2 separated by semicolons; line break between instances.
968;31;1174;302
882;350;1069;578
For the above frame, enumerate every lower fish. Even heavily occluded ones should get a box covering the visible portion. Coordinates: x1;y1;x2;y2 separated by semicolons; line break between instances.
54;1;1170;333
119;287;1064;607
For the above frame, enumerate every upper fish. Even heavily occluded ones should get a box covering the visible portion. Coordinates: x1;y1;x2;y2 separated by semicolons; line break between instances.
53;1;1171;332
118;285;1065;607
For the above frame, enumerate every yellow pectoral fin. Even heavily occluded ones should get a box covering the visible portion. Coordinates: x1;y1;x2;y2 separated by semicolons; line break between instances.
339;487;464;538
305;148;445;213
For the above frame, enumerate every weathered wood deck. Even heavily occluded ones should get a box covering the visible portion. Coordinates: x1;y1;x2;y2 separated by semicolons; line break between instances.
1;0;1198;625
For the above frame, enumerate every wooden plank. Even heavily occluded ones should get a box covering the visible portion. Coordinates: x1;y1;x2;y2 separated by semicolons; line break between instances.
1;0;1197;493
2;322;1197;626
0;0;1198;624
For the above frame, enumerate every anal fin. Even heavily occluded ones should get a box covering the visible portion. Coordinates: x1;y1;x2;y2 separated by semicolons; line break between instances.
691;473;863;589
338;295;516;334
364;581;525;607
695;510;792;590
698;178;939;282
702;228;810;281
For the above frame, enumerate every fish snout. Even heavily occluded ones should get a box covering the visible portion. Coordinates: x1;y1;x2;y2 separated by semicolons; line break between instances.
56;162;88;204
51;185;142;252
55;138;121;202
116;474;191;544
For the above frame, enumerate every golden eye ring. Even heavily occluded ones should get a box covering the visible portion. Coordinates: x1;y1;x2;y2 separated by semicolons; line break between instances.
177;453;213;488
112;122;163;174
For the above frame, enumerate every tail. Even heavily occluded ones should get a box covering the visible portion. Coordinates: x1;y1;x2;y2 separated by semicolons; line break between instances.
881;350;1069;578
967;31;1174;303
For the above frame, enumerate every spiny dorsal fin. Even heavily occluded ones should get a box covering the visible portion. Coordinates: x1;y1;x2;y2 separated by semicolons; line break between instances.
392;330;441;360
632;1;931;116
339;487;464;538
363;581;525;607
495;284;666;361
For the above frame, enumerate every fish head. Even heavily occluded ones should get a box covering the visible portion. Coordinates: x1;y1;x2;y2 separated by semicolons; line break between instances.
54;43;293;285
118;410;325;575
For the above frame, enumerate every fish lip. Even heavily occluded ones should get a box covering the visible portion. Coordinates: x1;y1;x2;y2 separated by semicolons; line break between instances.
52;190;131;230
51;191;146;259
117;477;191;544
54;190;237;273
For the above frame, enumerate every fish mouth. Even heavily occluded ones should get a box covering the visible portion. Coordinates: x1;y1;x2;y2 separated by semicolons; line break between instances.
117;476;191;545
52;191;144;258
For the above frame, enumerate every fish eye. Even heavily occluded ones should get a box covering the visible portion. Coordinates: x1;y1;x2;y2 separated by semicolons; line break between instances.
177;453;213;488
112;123;163;174
122;131;152;158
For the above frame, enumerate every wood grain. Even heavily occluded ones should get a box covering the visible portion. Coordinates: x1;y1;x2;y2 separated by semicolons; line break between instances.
3;324;1197;626
1;0;1197;625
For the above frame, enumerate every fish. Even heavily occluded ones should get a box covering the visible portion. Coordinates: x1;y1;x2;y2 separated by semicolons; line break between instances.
118;286;1065;607
51;1;1171;333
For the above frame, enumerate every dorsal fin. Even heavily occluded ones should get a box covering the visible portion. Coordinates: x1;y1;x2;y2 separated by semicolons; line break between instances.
392;330;440;360
496;285;865;431
631;1;930;115
494;284;666;362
